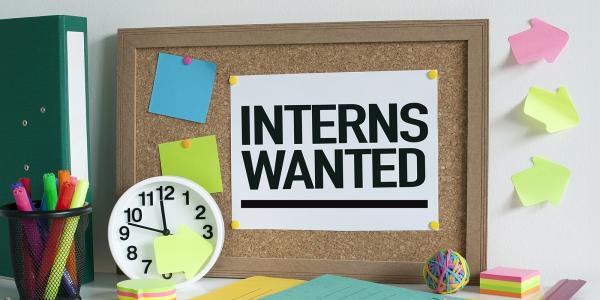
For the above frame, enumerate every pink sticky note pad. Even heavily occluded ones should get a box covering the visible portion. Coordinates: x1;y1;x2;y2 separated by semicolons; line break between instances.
508;18;569;64
481;267;540;282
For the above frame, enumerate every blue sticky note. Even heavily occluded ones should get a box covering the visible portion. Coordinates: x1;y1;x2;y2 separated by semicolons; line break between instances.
263;275;466;300
149;53;217;123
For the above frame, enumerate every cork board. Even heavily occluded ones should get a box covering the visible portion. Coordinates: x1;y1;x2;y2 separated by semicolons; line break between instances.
117;20;488;283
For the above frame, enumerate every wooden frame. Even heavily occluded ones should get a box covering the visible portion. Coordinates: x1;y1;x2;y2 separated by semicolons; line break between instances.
117;20;488;283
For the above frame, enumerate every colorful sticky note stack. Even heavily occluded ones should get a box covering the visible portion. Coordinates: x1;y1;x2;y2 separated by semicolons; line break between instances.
117;279;176;300
480;267;541;298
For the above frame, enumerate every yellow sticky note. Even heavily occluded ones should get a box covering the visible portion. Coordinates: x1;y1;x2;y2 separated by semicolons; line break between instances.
159;135;223;193
511;156;571;206
523;86;580;133
190;276;305;300
154;225;213;280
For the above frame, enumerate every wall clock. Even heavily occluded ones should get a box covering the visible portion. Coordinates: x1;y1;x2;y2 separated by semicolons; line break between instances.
108;176;224;288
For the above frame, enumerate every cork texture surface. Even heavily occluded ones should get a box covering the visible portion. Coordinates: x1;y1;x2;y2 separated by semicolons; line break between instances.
134;41;467;263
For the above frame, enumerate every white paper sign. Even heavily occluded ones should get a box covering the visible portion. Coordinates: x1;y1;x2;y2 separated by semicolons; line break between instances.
230;71;438;231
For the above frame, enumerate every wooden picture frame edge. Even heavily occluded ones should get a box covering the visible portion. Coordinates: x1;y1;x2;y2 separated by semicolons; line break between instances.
116;19;488;283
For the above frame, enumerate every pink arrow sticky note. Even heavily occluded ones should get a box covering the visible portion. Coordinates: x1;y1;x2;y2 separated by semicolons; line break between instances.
508;18;569;64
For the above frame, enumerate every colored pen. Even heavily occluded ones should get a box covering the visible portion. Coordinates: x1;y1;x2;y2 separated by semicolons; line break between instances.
70;179;89;209
63;177;80;286
44;179;89;299
42;173;58;211
12;184;41;299
56;177;77;210
66;179;89;286
19;178;35;211
37;174;78;296
57;170;70;198
18;177;32;198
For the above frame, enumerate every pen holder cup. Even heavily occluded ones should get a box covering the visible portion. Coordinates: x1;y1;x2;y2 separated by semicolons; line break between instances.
0;201;92;300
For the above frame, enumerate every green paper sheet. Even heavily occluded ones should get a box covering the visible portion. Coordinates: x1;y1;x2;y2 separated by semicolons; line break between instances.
158;135;223;193
511;156;570;206
523;86;579;133
263;274;466;300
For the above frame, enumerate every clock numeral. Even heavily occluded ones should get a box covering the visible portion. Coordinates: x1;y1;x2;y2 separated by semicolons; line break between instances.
195;205;206;220
119;226;129;240
183;191;190;205
203;224;213;239
127;246;138;260
124;208;143;223
162;273;173;279
156;185;175;201
139;191;154;206
142;259;152;274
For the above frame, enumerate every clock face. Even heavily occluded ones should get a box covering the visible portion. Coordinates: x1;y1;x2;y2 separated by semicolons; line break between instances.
108;176;224;288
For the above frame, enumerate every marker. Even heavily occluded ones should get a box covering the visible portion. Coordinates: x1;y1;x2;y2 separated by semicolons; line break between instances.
37;174;77;296
70;180;89;209
44;179;89;299
18;177;35;211
56;177;77;210
57;170;70;198
19;177;32;198
12;184;41;299
67;179;88;286
42;173;58;211
12;183;31;211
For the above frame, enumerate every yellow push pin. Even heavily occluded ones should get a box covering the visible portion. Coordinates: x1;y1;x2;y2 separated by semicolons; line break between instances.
231;220;240;229
427;70;438;80
182;139;191;149
229;76;238;86
429;221;440;231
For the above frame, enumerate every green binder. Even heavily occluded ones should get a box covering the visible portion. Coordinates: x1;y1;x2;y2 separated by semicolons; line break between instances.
0;15;94;283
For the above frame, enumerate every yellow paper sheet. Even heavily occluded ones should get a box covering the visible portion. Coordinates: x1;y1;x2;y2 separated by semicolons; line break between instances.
190;276;305;300
523;86;579;133
511;156;571;206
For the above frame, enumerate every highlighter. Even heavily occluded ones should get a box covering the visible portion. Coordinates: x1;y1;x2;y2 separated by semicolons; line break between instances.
42;173;58;211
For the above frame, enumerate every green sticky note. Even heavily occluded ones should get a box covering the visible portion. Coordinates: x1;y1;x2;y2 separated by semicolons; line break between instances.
511;156;571;206
159;135;223;193
154;225;213;280
523;86;580;133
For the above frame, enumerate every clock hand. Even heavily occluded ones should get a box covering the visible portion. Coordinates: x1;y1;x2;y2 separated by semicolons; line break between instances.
128;222;169;235
159;198;168;233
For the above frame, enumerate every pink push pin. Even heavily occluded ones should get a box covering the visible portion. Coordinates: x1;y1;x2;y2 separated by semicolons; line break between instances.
183;55;192;65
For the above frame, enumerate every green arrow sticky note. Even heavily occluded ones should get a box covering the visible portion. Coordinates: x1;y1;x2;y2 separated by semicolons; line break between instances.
154;224;214;280
511;156;571;206
523;86;580;133
159;135;223;193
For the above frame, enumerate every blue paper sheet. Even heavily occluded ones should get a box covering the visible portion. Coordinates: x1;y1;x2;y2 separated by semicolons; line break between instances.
263;275;465;300
149;53;217;123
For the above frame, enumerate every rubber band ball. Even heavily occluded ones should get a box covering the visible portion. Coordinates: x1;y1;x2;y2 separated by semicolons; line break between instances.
423;248;470;294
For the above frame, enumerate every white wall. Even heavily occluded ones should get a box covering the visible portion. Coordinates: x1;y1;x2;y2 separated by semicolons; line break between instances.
1;0;597;292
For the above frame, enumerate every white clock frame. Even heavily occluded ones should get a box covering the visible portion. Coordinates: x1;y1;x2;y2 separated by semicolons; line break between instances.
108;176;225;289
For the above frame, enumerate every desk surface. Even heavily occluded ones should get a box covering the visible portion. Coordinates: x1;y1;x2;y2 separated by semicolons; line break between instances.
0;273;589;299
